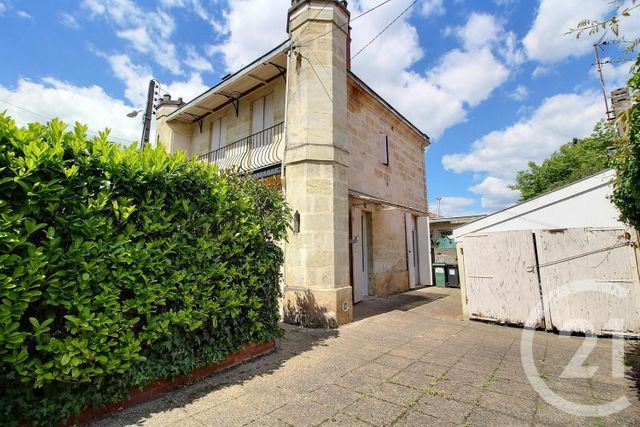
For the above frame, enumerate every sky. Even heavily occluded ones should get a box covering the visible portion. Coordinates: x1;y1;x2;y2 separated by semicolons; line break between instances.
0;0;638;216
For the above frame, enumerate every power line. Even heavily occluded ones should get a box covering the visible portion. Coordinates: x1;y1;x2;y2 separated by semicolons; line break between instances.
299;54;333;102
351;0;417;61
0;98;135;144
297;0;397;47
292;0;334;46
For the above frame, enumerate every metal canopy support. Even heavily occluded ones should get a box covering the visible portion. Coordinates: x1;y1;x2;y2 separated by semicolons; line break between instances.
268;62;287;82
217;92;241;117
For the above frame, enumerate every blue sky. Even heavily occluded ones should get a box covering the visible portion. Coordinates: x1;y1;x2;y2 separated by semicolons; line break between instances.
0;0;638;215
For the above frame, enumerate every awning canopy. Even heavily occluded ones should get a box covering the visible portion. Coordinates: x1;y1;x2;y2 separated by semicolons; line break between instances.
167;41;290;124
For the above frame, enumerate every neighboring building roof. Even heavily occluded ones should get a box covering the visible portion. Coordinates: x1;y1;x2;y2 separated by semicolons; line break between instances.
453;169;623;240
429;214;487;226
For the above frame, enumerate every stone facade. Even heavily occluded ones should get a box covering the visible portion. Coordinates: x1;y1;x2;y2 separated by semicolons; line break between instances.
346;76;429;296
347;76;428;211
154;0;431;327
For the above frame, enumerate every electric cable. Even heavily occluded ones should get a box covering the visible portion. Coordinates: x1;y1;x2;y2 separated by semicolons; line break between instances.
351;0;417;61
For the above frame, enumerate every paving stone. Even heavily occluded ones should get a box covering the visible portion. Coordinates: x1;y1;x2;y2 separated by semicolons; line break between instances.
368;382;422;407
403;361;448;378
244;414;291;427
485;377;540;401
443;366;493;386
114;397;190;426
234;386;296;414
393;409;455;426
308;384;363;411
80;289;640;427
533;401;593;427
373;353;414;369
477;390;537;421
343;396;406;426
320;412;372;426
387;369;437;390
270;399;336;427
432;379;484;404
191;399;264;427
351;362;402;380
335;371;384;394
412;393;473;424
466;407;531;427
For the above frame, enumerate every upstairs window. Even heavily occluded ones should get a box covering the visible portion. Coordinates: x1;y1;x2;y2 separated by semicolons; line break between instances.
210;116;228;151
379;133;389;165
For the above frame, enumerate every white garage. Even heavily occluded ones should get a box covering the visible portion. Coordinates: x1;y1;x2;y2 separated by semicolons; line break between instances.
453;170;640;336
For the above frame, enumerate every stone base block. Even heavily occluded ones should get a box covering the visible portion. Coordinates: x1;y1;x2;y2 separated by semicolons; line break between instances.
283;286;353;328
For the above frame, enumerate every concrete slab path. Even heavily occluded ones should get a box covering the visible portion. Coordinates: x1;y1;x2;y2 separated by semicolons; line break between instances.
87;287;640;426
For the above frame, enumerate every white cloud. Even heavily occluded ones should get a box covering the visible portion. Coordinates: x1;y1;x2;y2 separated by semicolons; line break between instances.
469;177;519;210
454;12;501;50
159;0;224;32
82;0;181;74
60;12;80;29
428;48;509;107
16;10;32;20
421;0;445;18
507;84;529;101
0;2;6;15
163;73;209;103
348;4;512;138
0;78;139;144
105;53;208;106
532;65;552;78
185;46;213;72
210;0;290;71
442;91;604;209
523;0;640;63
207;1;511;139
433;196;479;217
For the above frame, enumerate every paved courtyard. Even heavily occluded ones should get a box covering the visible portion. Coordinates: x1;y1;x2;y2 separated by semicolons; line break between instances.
88;287;640;426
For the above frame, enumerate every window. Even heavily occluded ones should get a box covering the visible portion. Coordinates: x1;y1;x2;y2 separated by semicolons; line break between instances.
379;133;389;165
210;116;228;152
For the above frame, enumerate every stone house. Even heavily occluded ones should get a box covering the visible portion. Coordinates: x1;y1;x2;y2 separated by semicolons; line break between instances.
155;0;432;327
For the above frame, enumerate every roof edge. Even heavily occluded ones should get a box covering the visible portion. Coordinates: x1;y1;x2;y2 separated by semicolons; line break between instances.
167;40;291;121
347;70;430;144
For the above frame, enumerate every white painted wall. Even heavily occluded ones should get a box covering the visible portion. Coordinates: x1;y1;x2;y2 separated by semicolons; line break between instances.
454;170;624;241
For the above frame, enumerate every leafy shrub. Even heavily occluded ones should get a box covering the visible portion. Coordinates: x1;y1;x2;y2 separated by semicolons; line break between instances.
611;55;640;231
0;115;289;425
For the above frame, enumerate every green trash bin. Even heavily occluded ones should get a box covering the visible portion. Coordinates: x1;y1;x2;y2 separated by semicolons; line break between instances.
433;263;447;287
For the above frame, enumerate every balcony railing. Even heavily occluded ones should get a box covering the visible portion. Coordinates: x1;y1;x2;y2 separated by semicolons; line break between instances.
197;122;284;173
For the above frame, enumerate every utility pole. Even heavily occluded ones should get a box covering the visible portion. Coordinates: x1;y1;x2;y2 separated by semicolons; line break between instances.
436;196;442;217
140;79;158;149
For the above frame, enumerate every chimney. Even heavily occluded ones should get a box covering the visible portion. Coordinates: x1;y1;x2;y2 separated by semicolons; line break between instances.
610;87;632;136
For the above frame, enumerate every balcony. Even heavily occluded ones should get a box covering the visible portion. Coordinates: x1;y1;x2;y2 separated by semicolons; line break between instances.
198;122;284;175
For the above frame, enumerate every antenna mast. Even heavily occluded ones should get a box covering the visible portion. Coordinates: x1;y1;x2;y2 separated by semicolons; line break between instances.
593;42;615;121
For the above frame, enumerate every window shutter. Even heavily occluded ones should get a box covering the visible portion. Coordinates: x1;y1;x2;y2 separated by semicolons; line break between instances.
211;118;221;151
379;133;389;165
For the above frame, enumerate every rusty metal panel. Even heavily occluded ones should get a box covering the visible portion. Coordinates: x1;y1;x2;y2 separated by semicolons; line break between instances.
462;231;544;327
536;228;640;335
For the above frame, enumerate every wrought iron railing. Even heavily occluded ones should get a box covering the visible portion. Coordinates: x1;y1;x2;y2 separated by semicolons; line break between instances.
197;122;284;173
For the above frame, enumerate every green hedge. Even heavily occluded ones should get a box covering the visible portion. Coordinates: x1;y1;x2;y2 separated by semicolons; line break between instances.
0;115;289;425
